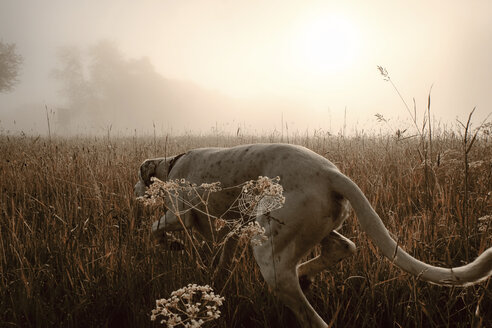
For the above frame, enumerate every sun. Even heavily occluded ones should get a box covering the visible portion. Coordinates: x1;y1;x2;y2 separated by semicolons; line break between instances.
290;14;361;75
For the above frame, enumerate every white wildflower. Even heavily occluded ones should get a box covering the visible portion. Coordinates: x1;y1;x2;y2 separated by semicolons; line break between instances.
151;284;225;327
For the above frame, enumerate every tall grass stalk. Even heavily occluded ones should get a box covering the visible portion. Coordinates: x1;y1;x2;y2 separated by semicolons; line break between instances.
457;108;492;261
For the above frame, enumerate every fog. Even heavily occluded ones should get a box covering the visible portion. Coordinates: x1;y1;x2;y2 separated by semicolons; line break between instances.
1;0;491;136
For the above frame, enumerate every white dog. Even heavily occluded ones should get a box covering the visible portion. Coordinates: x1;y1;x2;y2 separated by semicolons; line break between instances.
135;143;492;328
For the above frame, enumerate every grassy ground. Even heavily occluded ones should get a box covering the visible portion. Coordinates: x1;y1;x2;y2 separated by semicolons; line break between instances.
0;131;491;327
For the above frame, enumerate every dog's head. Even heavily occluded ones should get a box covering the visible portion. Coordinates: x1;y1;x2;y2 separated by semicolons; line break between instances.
134;154;186;197
134;157;167;197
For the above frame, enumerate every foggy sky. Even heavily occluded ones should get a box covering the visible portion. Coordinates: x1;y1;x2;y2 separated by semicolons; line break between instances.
1;0;491;135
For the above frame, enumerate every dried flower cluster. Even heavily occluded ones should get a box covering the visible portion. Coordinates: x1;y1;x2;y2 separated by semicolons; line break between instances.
238;176;285;217
478;215;491;233
237;221;268;247
137;177;222;207
141;176;284;251
468;160;487;169
146;177;283;326
151;284;225;327
377;65;389;81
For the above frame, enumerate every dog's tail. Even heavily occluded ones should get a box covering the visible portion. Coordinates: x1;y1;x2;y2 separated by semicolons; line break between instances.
328;168;492;286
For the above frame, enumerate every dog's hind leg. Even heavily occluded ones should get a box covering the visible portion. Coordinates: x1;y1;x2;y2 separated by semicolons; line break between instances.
253;238;328;328
297;231;356;290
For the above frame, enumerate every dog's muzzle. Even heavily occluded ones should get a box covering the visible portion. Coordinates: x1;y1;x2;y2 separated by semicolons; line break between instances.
134;180;147;197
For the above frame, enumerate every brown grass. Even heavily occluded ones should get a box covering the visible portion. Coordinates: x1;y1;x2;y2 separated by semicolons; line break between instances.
1;131;491;327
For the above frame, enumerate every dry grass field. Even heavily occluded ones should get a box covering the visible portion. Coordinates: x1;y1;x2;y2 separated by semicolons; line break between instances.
1;130;491;327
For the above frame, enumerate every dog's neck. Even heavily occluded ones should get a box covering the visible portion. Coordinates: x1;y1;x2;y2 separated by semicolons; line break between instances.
167;152;186;178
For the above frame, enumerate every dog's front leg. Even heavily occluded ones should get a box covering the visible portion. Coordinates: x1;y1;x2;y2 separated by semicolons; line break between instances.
152;211;194;241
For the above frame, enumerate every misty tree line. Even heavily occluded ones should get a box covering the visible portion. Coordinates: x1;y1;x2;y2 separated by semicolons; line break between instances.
1;39;209;132
53;40;175;130
2;39;236;133
52;40;229;133
0;41;23;93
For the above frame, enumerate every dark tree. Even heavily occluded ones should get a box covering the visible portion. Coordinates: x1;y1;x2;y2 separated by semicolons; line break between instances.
0;41;23;92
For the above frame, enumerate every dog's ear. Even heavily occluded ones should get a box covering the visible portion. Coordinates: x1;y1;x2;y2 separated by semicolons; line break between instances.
139;159;158;186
